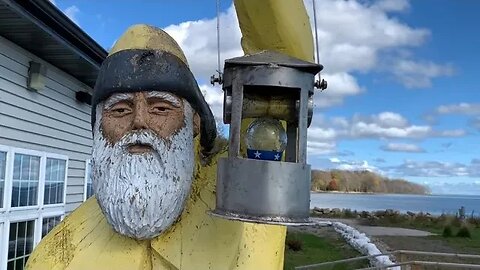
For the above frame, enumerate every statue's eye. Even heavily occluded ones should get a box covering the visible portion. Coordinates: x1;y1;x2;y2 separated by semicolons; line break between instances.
150;101;176;115
109;104;132;117
151;105;170;114
155;106;167;112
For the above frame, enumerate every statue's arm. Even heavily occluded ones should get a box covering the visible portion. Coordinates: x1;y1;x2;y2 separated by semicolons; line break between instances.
233;0;315;62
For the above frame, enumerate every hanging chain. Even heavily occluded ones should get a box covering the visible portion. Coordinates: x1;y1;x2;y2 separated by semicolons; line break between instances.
313;0;327;91
211;0;223;85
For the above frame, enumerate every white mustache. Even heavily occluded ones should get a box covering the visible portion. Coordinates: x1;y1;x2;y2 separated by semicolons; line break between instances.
118;130;160;146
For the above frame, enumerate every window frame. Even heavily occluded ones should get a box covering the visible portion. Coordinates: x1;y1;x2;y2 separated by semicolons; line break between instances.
0;145;9;212
0;145;68;270
9;148;43;211
83;159;93;201
43;153;68;207
5;219;36;270
40;214;64;238
0;222;4;269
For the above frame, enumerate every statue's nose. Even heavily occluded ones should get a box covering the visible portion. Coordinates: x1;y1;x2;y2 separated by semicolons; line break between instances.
132;104;149;130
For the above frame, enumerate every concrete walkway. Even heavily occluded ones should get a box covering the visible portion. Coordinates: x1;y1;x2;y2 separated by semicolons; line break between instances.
314;218;434;237
354;225;434;236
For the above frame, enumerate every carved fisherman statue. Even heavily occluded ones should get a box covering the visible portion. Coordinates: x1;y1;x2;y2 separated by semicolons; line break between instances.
26;24;286;270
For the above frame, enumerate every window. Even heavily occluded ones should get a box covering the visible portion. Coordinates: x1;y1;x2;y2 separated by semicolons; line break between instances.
0;151;6;208
12;154;40;207
0;222;3;267
7;220;35;270
44;158;66;205
84;159;94;201
0;145;68;270
41;216;62;237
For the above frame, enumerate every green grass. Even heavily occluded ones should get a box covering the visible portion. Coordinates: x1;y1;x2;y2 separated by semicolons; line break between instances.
429;227;480;254
284;232;368;270
360;215;480;255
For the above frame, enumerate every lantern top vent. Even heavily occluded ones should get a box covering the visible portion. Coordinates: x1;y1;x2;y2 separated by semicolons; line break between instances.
224;50;323;74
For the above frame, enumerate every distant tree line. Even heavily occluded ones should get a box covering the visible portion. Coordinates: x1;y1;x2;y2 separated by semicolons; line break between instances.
311;170;429;194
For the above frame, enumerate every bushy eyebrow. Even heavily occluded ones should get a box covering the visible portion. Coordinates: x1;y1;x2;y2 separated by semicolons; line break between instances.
146;91;181;108
104;93;134;110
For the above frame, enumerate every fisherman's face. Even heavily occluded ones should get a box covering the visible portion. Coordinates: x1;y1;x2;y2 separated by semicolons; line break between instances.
91;91;198;239
101;91;187;150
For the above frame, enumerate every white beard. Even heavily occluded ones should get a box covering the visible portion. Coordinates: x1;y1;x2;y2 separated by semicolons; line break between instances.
92;104;194;239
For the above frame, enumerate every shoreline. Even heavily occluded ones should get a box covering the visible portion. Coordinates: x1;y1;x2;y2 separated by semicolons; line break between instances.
312;191;480;197
311;190;428;195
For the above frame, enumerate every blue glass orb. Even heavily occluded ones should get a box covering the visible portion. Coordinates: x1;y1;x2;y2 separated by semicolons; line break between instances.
246;118;287;152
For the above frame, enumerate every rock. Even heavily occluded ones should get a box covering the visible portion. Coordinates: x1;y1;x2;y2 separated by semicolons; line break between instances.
331;208;341;215
407;211;415;217
312;207;327;216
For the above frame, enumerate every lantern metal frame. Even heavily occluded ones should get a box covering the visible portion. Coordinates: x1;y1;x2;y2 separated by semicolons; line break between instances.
210;51;323;225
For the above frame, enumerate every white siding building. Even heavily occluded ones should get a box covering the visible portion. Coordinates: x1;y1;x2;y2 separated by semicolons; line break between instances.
0;1;106;269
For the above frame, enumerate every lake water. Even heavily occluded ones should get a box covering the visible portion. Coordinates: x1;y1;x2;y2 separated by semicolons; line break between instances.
310;193;480;216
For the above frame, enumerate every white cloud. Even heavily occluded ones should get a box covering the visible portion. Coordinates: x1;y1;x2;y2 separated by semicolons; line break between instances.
372;0;410;12
350;112;431;139
159;1;458;156
307;141;337;155
436;103;480;115
336;160;378;172
163;0;446;111
329;157;341;163
386;159;480;177
431;103;480;131
320;157;382;173
392;59;454;88
375;112;408;128
381;143;425;153
309;127;338;141
47;0;80;26
344;112;463;139
306;0;428;75
351;122;431;138
64;5;80;25
316;72;363;108
428;182;480;195
437;129;466;137
304;0;435;103
164;6;243;81
331;117;349;128
199;84;224;121
306;111;466;155
307;0;452;90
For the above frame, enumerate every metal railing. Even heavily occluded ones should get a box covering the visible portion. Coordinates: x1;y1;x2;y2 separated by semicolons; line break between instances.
295;250;480;270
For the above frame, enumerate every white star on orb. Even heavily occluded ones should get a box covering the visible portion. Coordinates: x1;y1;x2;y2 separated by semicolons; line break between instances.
254;151;262;159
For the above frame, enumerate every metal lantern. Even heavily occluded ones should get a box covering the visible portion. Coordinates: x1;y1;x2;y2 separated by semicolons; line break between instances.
210;51;324;225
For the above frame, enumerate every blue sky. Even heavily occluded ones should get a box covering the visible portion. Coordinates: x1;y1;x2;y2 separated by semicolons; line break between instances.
51;0;480;194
